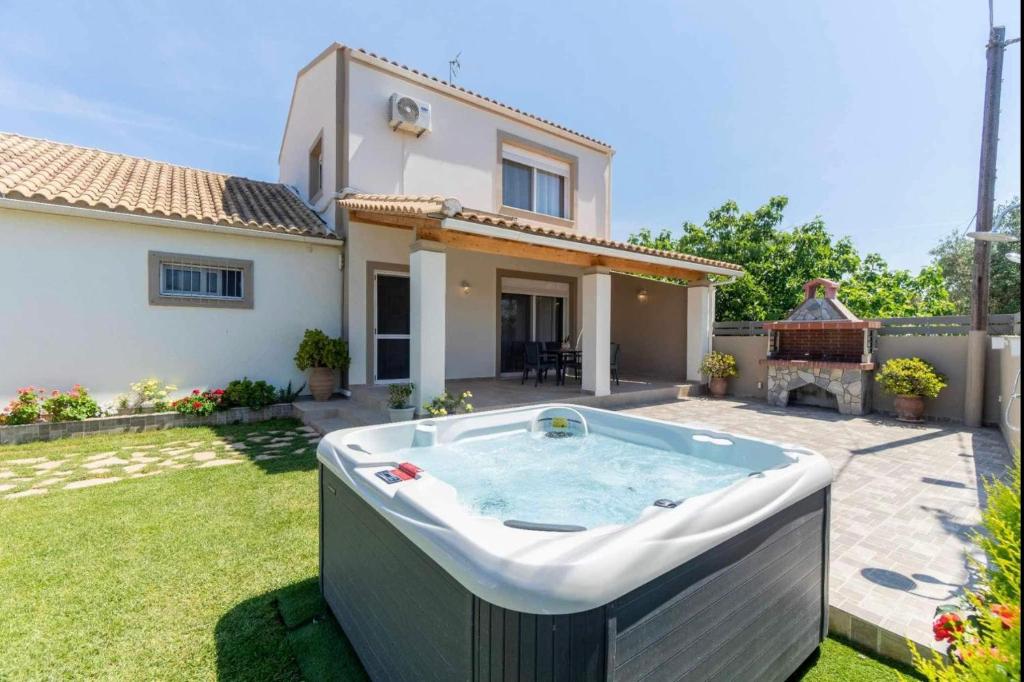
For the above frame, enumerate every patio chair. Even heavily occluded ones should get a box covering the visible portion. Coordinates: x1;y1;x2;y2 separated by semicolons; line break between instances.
522;341;556;386
610;342;621;386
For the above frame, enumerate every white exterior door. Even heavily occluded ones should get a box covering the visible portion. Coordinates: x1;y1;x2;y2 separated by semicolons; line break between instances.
373;271;410;383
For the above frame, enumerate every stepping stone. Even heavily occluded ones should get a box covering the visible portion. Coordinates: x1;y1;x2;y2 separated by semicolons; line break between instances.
225;443;248;450
192;451;217;462
129;454;158;463
130;471;162;478
254;454;280;461
160;447;193;456
264;443;288;450
64;477;120;490
199;459;243;468
123;444;156;450
0;471;16;479
83;457;129;470
170;463;187;469
124;463;147;474
33;460;68;471
88;468;111;475
293;448;308;455
186;441;204;447
34;478;63;487
157;460;177;468
306;437;321;444
84;452;117;462
0;483;15;492
6;457;46;465
5;488;48;499
299;426;318;434
270;437;293;444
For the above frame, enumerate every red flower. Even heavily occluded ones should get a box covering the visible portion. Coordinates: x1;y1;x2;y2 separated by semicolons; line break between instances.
192;389;201;395
991;604;1019;630
933;612;964;642
213;389;225;395
192;401;203;409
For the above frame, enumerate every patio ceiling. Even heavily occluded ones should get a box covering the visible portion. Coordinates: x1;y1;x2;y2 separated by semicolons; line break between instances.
338;193;743;281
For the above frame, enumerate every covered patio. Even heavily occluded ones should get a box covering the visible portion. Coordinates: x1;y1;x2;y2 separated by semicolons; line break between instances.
337;194;744;410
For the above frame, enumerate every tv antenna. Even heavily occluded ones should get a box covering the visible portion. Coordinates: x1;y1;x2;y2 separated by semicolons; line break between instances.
448;52;461;85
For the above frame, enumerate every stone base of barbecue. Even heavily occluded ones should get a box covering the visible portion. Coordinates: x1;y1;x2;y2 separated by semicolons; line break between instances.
766;364;871;416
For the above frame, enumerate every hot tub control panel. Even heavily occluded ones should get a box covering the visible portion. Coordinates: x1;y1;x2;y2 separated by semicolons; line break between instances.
374;462;422;485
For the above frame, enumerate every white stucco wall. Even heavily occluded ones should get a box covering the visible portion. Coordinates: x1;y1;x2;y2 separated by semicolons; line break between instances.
346;221;585;385
0;208;342;405
278;52;338;228
346;58;612;239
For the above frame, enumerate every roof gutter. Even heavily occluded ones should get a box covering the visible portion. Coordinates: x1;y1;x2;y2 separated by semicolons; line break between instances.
440;216;742;278
0;197;343;248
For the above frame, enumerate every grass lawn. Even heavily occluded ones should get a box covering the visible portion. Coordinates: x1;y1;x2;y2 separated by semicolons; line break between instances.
0;419;920;680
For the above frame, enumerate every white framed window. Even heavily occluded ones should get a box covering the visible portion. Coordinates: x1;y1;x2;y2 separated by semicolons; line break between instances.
149;252;253;309
501;144;571;219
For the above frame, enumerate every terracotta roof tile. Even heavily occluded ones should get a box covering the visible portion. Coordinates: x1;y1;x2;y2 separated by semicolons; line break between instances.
354;49;613;151
0;132;334;240
338;193;743;274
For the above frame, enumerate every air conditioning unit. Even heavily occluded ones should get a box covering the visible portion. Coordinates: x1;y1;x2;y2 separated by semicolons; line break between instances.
388;93;432;136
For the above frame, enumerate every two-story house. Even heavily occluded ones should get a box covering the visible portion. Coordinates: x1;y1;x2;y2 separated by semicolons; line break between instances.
278;44;742;408
0;43;742;410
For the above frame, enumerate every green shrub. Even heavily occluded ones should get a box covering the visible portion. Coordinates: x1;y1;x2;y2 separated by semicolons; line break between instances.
1;387;44;425
120;378;178;413
913;453;1020;679
699;351;738;379
276;381;306;403
875;357;947;398
422;391;474;417
224;378;278;410
294;330;350;371
42;385;100;422
386;383;415;409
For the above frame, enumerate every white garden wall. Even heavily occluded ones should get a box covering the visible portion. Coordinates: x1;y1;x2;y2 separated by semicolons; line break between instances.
0;207;342;405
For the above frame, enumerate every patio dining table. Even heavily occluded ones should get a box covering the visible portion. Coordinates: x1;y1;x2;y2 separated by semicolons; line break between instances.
540;348;581;386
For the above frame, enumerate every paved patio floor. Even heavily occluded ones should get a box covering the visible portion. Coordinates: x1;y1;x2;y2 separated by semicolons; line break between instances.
626;398;1013;650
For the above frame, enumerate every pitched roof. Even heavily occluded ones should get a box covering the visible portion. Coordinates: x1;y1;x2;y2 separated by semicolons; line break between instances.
0;132;334;240
351;49;613;151
337;193;743;274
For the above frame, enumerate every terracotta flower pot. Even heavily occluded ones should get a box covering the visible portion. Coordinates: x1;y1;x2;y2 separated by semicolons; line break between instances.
708;377;729;398
894;395;925;422
307;367;336;401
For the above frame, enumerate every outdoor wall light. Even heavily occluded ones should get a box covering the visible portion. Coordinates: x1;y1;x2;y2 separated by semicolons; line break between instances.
637;288;649;304
461;280;472;295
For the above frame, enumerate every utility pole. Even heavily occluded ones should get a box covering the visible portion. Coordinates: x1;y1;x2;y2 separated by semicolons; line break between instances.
965;25;1008;427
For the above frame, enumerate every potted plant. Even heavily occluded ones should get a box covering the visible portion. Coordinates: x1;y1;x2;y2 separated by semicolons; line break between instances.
294;329;350;401
699;351;738;398
386;383;416;422
422;391;474;417
875;357;946;422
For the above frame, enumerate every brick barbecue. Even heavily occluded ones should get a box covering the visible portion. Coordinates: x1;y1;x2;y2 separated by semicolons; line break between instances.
760;278;880;415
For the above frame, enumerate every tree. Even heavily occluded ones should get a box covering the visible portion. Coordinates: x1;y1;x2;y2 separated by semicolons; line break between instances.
930;197;1021;315
628;197;956;320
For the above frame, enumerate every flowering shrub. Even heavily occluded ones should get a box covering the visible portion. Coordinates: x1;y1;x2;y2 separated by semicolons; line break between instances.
422;391;473;417
875;357;946;399
171;389;225;416
913;454;1020;679
117;378;178;413
1;387;44;425
42;385;100;422
699;351;738;379
387;383;414;410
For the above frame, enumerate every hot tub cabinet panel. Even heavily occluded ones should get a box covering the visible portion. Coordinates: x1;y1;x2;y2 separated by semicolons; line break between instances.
320;465;830;682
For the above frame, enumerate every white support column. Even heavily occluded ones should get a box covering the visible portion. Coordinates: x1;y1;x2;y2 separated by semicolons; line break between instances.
582;266;611;396
686;282;715;383
409;240;446;413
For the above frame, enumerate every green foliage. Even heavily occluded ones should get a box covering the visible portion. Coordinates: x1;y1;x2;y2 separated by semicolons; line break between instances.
294;330;350;371
171;389;225;416
1;387;44;425
120;378;178;413
224;378;278;410
699;351;738;379
627;196;956;320
386;383;415;409
930;197;1021;316
422;391;474;417
276;381;306;404
42;385;100;422
875;358;947;398
913;454;1020;680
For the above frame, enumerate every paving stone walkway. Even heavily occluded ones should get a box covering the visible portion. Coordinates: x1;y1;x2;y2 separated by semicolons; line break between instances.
626;398;1013;650
0;425;321;501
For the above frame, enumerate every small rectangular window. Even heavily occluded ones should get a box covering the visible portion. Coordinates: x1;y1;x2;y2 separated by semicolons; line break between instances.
502;159;533;211
149;252;253;309
309;136;324;200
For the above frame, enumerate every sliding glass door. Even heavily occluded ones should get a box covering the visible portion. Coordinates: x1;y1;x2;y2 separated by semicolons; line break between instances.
499;290;567;373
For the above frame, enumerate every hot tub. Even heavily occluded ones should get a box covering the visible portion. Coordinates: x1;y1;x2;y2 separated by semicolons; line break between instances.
318;404;832;681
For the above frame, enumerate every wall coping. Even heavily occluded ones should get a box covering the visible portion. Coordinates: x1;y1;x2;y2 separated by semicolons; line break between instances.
761;359;875;370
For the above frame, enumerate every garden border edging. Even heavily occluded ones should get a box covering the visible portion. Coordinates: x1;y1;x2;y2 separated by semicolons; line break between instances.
0;404;295;445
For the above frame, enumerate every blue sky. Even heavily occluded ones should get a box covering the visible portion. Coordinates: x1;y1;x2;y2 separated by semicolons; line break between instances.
1;0;1019;271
